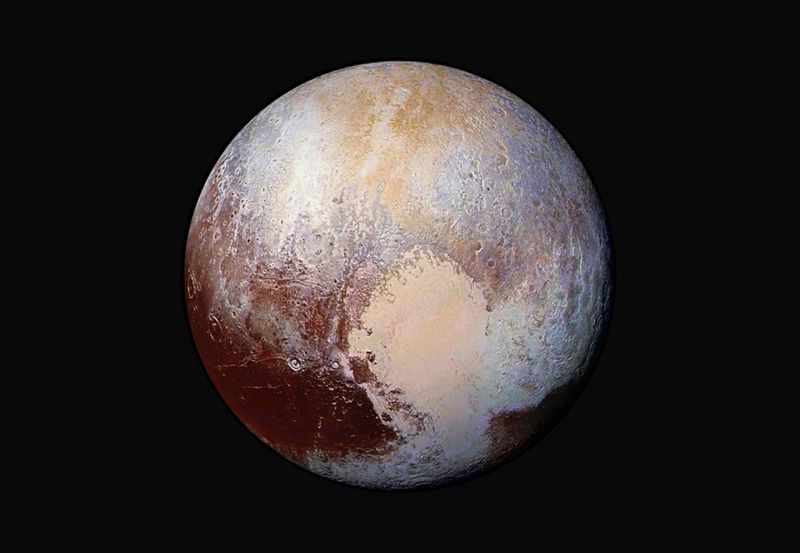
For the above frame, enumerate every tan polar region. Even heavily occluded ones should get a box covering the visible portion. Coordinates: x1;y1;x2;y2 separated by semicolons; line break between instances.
298;63;504;223
349;248;492;460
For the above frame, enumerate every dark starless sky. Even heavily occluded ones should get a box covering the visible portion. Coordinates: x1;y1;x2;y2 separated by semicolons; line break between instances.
127;44;701;520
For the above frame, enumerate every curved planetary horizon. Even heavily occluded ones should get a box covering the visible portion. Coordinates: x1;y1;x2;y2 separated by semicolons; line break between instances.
185;61;613;490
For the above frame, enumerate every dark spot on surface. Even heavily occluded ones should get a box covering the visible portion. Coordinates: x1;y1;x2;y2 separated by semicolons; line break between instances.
185;249;399;463
351;355;377;385
487;376;586;465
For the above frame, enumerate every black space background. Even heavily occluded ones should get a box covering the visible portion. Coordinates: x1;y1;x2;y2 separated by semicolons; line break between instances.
116;42;714;524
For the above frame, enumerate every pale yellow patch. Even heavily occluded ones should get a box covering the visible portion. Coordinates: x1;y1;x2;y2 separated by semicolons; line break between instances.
349;249;491;457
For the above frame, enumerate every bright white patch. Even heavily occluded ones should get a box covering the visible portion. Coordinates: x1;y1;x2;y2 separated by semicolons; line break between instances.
350;248;492;465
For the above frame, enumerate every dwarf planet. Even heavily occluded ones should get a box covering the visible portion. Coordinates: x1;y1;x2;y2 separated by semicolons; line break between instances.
185;61;613;490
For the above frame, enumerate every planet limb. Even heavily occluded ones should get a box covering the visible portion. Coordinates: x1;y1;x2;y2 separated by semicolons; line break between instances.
185;61;613;490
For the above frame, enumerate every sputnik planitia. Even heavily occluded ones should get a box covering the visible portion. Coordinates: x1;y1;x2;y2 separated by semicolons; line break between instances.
185;61;613;490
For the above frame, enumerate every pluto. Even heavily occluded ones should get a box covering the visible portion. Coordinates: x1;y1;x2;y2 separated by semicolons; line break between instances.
185;61;613;489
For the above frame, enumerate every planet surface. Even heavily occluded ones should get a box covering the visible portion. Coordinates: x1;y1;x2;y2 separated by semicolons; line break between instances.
185;61;613;490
